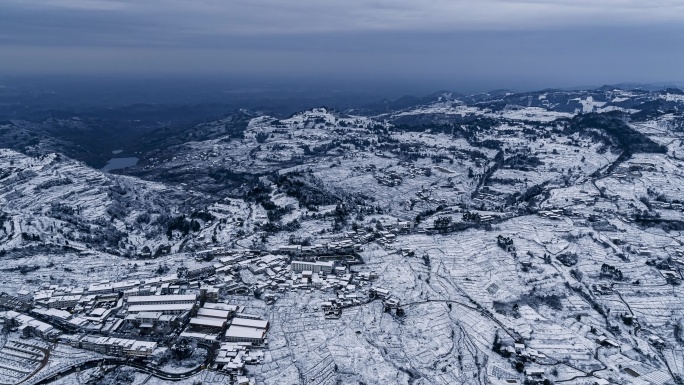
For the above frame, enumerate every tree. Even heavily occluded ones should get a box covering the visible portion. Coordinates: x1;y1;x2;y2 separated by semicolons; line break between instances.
255;131;269;143
515;361;525;372
434;216;452;229
422;253;431;267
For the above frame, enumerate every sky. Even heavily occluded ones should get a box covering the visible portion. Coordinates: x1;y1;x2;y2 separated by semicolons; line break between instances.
1;0;684;93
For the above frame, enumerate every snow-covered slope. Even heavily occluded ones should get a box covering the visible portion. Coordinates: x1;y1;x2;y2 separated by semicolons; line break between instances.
2;86;684;385
0;149;210;256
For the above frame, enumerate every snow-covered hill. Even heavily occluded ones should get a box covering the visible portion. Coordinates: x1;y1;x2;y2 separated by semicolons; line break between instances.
0;149;215;257
2;86;684;385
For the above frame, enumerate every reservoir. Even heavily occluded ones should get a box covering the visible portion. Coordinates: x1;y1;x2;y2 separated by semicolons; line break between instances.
102;157;138;172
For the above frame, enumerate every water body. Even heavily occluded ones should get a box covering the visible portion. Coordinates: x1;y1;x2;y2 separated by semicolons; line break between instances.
101;157;138;172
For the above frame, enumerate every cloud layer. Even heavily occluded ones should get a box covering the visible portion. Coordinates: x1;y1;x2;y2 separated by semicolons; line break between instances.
0;0;682;89
2;0;684;47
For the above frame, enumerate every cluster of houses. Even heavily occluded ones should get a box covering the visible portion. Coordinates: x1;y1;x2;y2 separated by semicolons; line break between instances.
375;230;397;246
0;243;392;380
29;273;183;314
0;310;59;341
286;260;377;298
274;221;412;253
319;279;380;319
5;287;272;370
18;275;218;338
67;335;158;358
368;287;403;315
374;170;403;186
201;247;383;301
212;252;346;295
275;237;362;257
472;191;504;209
215;342;265;377
650;200;684;211
13;246;384;335
405;163;432;178
3;257;271;361
416;186;448;205
500;342;548;362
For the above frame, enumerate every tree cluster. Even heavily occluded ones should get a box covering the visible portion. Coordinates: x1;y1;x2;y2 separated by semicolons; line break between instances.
600;263;624;281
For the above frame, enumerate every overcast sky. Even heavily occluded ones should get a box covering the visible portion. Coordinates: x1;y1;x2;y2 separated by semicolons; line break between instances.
1;0;683;92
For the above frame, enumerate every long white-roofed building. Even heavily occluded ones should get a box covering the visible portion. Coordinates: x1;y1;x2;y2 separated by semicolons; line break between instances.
126;294;197;306
224;325;267;344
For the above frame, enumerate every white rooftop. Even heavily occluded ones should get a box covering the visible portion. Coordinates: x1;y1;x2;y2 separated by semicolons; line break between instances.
189;317;226;328
127;294;196;303
225;325;266;340
197;308;231;319
231;317;268;329
128;303;194;313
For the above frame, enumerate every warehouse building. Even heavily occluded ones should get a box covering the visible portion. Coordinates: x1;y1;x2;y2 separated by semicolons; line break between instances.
127;303;195;316
224;325;267;344
230;317;269;331
126;294;197;306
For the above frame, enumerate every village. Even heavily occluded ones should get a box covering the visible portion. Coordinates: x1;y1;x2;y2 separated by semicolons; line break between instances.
0;225;413;385
3;200;684;385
